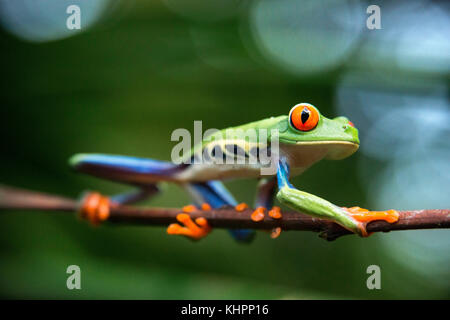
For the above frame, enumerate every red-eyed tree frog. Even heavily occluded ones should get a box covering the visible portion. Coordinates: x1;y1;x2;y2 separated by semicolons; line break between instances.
70;103;399;242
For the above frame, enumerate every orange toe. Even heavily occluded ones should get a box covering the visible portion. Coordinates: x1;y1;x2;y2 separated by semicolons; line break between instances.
235;203;249;212
268;206;282;219
97;196;110;221
251;207;266;222
167;223;184;234
201;203;212;211
167;213;211;240
270;227;282;239
195;217;209;228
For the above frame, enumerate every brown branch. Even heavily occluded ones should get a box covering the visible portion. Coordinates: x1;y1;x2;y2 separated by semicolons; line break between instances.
0;184;449;241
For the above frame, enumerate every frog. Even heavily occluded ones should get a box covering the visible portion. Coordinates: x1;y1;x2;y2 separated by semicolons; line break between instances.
70;103;399;242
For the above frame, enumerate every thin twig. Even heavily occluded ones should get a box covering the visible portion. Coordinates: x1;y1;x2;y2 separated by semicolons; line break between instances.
0;184;449;241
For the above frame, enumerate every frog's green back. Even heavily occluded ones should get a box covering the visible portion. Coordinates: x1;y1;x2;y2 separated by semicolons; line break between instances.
175;104;359;181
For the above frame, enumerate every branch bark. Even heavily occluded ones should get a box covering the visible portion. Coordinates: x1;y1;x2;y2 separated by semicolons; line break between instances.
0;184;449;241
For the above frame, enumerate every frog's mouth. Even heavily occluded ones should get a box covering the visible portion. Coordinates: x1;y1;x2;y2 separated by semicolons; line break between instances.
294;141;359;160
280;140;359;161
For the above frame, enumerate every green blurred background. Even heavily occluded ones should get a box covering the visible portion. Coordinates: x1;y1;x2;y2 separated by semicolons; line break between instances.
0;0;449;299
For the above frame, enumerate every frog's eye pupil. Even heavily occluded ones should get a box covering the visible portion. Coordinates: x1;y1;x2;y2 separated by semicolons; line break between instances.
301;108;310;124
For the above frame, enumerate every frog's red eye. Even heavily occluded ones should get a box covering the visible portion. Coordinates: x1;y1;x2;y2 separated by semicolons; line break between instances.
289;104;319;131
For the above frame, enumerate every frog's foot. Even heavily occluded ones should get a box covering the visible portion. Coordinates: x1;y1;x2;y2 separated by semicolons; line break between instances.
167;214;211;240
268;206;282;219
342;206;400;237
78;192;113;226
251;206;266;222
166;204;211;240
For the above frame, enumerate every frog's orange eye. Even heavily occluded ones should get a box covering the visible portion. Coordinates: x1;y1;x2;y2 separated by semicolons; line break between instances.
289;104;319;132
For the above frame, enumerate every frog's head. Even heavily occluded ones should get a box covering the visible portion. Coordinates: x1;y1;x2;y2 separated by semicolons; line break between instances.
277;103;359;160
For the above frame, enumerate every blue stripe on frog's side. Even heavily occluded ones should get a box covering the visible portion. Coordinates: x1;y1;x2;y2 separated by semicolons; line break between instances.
69;153;185;185
70;153;178;174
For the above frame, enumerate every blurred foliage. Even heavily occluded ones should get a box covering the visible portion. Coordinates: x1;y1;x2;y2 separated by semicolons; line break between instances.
0;1;448;299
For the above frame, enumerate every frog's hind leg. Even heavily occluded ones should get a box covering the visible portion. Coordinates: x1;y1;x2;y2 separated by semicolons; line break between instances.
78;185;160;225
179;181;255;242
70;153;182;224
69;153;187;185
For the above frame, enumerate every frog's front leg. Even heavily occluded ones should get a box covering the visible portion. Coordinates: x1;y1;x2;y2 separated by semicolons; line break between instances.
71;153;180;225
276;158;399;237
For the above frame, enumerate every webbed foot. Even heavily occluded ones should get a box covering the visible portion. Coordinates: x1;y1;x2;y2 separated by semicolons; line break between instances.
342;206;399;237
166;204;211;240
78;191;113;225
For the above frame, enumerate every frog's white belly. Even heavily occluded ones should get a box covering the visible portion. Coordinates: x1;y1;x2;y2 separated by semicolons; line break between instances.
174;162;267;182
174;147;319;182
